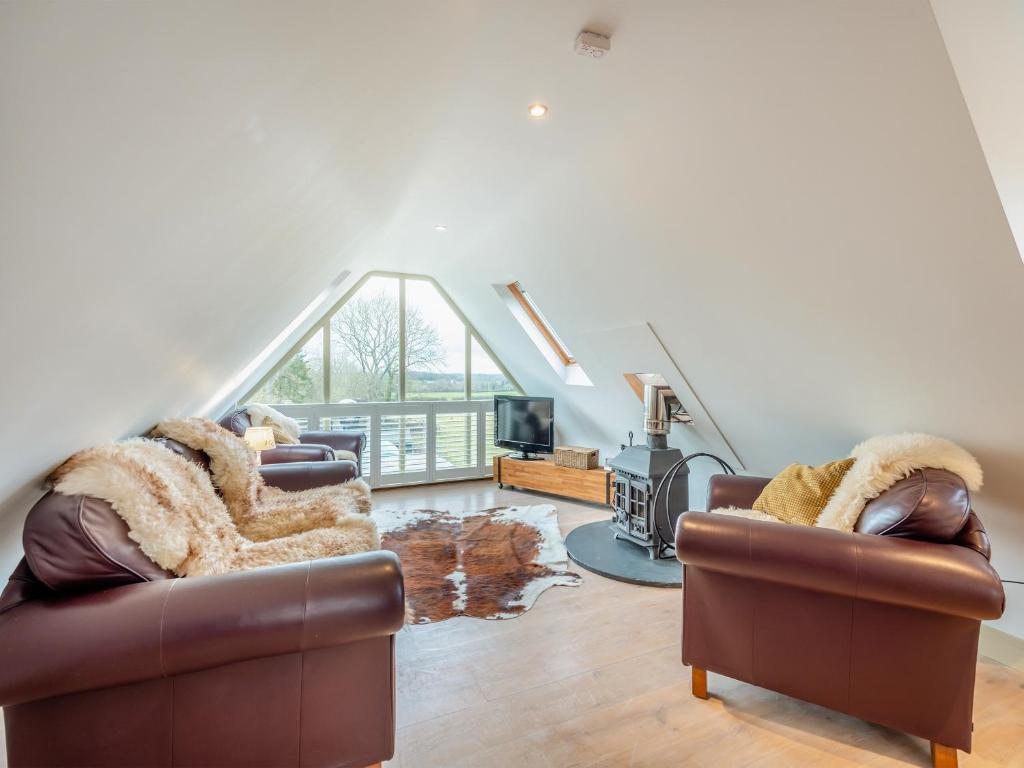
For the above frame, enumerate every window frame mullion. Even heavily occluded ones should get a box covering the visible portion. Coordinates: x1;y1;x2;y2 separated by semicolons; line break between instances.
464;327;472;401
398;277;406;402
322;321;330;403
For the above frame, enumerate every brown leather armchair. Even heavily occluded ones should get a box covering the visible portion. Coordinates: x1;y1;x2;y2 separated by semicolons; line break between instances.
676;470;1004;768
0;449;403;767
220;408;366;476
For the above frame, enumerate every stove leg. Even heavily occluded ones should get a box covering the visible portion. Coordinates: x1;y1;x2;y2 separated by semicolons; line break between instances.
691;666;709;700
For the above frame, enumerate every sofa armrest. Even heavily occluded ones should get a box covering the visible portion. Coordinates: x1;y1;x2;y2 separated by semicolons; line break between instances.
260;444;335;465
706;474;771;510
0;552;404;707
676;511;1004;621
260;442;335;466
301;431;365;458
259;459;358;490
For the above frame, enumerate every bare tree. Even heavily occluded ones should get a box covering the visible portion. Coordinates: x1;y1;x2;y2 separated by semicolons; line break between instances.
330;293;445;400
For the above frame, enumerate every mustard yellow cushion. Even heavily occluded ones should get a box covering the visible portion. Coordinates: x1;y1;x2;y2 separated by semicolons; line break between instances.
752;459;855;526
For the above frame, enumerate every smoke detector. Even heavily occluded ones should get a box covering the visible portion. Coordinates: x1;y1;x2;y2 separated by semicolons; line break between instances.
575;31;610;58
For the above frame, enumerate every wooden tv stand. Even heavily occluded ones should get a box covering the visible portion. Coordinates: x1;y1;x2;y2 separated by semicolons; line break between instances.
493;456;613;505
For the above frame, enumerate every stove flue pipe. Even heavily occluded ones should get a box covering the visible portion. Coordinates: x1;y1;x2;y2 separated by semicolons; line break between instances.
642;384;671;449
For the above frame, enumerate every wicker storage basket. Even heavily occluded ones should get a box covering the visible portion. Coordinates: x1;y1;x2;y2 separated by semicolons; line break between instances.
554;446;600;470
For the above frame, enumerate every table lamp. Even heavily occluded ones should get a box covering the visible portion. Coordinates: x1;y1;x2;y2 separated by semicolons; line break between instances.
243;426;276;465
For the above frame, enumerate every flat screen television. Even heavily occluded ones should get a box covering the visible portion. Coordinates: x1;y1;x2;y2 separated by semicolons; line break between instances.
494;395;554;460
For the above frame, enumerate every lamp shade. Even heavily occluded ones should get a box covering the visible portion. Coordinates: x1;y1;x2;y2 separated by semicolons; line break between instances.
244;426;276;452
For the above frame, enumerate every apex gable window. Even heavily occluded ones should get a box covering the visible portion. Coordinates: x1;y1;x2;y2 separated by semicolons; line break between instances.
242;272;521;487
248;274;518;405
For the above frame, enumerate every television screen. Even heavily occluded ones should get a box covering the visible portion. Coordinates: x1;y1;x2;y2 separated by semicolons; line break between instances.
494;395;554;455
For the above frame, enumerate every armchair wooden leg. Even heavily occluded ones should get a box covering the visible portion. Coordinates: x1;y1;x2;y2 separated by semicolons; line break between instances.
691;666;709;700
931;743;957;768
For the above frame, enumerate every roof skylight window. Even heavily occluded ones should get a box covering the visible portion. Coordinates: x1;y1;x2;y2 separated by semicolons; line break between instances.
506;282;576;366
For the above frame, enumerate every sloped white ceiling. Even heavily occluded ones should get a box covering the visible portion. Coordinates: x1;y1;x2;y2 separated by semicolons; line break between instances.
931;0;1024;263
3;1;1023;636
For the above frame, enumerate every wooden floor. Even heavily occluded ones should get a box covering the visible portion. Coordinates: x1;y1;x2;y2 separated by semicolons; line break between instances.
378;480;1024;768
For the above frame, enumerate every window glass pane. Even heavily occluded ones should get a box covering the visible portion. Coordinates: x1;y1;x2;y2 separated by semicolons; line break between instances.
405;279;466;401
471;336;518;400
329;276;400;402
436;411;478;470
247;329;324;404
380;414;427;476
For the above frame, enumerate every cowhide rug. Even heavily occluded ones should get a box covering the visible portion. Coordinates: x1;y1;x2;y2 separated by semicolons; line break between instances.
373;504;582;624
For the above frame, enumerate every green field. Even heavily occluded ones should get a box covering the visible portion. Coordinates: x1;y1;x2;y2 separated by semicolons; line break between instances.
404;391;510;401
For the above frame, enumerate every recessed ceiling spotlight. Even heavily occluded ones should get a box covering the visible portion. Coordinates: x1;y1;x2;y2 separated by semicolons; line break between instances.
528;103;549;119
434;224;448;232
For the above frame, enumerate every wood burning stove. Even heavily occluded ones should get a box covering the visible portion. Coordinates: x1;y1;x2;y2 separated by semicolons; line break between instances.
609;380;691;559
565;376;735;582
610;442;688;559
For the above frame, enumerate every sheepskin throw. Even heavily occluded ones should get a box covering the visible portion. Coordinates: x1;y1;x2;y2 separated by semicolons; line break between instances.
245;404;301;444
152;417;372;537
50;421;377;578
373;504;581;623
716;433;982;533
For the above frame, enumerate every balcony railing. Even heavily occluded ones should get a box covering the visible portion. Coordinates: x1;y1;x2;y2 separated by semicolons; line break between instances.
262;400;508;488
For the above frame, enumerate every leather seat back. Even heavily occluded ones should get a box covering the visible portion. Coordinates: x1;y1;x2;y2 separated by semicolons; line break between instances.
218;409;253;437
952;511;991;560
855;468;990;559
7;439;203;601
155;436;211;472
20;491;173;595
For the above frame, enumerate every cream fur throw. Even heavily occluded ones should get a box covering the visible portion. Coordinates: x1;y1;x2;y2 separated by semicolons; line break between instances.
245;403;301;445
715;433;983;533
50;421;377;577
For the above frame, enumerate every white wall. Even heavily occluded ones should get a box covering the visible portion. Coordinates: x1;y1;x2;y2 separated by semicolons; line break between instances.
3;0;1023;638
928;0;1024;632
0;0;475;564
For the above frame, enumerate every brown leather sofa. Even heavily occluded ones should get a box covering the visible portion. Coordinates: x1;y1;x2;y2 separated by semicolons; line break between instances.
0;439;403;768
676;469;1004;768
220;408;366;477
160;435;358;493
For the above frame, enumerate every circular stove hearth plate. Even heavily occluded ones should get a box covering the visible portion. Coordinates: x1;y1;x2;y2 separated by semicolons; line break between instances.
564;520;681;588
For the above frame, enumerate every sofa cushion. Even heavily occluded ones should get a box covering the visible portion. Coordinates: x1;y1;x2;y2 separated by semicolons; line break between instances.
22;491;172;593
242;404;302;445
855;468;970;542
751;459;855;525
